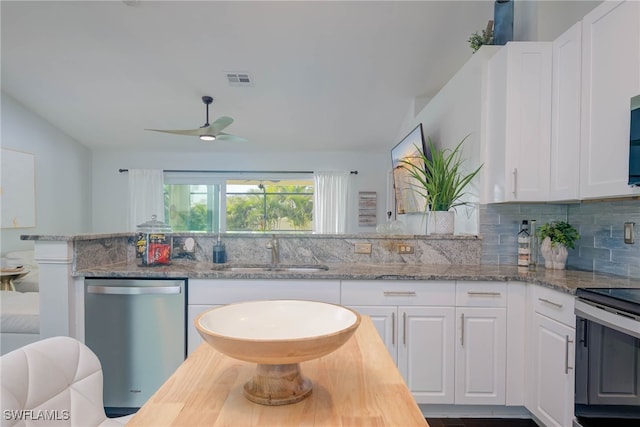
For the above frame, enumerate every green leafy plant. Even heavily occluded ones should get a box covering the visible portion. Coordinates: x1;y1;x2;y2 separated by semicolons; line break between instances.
399;135;482;212
536;221;580;249
468;21;494;53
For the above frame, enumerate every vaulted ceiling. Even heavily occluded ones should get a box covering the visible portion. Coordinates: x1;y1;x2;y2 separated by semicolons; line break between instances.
2;1;497;153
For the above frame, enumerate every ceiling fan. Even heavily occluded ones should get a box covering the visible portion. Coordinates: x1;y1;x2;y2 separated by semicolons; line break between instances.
145;96;247;142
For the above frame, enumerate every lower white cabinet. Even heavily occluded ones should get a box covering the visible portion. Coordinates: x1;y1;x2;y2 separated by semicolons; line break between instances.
455;282;508;405
349;304;456;404
527;286;576;427
455;307;506;405
342;280;456;404
344;280;510;406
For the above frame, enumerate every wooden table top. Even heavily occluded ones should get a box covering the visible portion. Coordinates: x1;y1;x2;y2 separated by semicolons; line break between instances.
128;315;428;427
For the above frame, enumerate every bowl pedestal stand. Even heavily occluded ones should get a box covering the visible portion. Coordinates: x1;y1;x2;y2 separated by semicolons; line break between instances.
243;363;312;405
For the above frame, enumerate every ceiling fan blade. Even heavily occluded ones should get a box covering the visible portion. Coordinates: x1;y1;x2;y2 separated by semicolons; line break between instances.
206;116;234;134
145;128;203;136
216;132;248;143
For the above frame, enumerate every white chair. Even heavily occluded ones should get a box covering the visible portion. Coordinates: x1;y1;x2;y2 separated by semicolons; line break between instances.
1;336;133;426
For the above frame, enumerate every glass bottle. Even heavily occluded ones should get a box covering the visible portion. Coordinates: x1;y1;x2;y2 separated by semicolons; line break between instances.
517;220;530;267
529;220;537;268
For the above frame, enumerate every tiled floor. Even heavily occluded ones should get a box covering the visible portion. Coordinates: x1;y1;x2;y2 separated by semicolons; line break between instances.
425;419;537;427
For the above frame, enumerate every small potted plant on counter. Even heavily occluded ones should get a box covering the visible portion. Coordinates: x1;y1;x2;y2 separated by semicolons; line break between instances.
537;221;580;270
400;135;482;235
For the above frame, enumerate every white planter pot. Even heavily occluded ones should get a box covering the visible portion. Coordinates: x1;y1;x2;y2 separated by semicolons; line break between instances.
540;237;568;270
427;211;455;235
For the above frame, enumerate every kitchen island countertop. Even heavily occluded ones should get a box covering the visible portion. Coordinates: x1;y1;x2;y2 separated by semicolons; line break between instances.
127;315;428;427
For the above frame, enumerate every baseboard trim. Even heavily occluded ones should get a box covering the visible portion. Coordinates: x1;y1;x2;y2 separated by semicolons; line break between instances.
419;404;532;419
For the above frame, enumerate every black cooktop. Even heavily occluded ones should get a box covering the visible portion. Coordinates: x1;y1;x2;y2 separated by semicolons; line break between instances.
576;287;640;317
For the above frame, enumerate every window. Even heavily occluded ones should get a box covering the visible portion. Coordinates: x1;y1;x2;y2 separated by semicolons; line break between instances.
164;174;313;233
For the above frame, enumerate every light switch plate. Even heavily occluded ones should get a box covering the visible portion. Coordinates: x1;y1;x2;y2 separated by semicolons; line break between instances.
624;222;635;244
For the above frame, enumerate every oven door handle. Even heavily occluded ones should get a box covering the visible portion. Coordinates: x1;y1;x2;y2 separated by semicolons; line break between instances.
575;299;640;340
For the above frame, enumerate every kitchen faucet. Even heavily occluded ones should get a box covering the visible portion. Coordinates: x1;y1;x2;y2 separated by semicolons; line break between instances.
266;234;280;265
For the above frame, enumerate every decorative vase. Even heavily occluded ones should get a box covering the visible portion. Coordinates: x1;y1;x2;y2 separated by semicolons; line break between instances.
540;237;568;270
427;211;455;235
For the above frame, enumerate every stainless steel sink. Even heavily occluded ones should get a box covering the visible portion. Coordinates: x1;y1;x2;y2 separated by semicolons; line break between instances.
212;264;329;273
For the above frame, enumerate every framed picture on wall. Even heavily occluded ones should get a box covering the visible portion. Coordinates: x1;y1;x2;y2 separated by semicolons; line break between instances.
390;124;430;215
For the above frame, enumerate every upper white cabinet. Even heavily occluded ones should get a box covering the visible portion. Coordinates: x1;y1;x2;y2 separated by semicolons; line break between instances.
484;42;553;203
580;0;640;199
550;22;582;201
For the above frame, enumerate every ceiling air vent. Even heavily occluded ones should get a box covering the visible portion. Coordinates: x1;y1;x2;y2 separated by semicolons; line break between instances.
226;72;253;87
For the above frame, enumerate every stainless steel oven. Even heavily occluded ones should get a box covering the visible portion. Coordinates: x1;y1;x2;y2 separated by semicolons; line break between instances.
574;288;640;427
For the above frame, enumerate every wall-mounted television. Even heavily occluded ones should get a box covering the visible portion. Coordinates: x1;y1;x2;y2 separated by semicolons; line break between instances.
629;94;640;187
390;124;431;214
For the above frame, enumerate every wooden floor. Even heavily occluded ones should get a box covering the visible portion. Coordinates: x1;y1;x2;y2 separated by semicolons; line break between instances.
426;419;537;427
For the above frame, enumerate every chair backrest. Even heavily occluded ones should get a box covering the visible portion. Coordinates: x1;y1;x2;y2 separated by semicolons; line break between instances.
0;336;126;427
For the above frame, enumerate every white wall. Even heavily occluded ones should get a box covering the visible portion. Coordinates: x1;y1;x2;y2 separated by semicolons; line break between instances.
0;92;92;253
91;148;389;234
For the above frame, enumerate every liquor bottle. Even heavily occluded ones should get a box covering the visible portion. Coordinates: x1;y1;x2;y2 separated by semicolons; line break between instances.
517;220;531;267
529;219;537;268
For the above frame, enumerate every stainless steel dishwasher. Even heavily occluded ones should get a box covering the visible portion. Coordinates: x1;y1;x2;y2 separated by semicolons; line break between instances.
84;278;186;416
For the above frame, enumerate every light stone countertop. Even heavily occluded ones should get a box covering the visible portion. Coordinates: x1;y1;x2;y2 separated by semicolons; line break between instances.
76;261;640;295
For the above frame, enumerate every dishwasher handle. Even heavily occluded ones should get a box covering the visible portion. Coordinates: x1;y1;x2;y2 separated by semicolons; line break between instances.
87;285;182;295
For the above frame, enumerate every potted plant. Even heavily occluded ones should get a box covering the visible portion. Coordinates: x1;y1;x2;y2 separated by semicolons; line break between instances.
399;135;482;234
536;221;580;270
468;20;494;53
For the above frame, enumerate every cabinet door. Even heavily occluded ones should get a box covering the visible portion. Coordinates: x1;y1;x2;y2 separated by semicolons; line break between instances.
347;305;397;363
531;313;575;427
484;42;552;203
398;306;455;404
550;22;582;201
455;307;507;405
187;304;221;356
580;0;640;198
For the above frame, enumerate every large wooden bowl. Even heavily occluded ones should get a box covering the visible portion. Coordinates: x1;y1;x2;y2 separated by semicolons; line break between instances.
195;300;361;405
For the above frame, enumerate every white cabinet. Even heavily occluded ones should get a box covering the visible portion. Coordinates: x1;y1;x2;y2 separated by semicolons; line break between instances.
550;22;582;201
527;285;576;427
484;42;553;203
342;281;456;404
454;282;507;405
187;279;340;355
580;0;640;199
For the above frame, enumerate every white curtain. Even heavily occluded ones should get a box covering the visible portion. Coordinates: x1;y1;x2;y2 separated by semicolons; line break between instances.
128;169;165;231
313;171;350;234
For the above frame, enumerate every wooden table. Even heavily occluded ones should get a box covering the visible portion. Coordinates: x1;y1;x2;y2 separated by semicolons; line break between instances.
128;316;428;426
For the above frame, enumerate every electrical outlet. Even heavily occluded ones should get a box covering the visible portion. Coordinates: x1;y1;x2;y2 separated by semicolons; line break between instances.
396;244;414;254
624;222;635;244
354;243;372;254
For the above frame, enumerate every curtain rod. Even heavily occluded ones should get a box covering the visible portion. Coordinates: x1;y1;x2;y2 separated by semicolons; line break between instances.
118;169;358;174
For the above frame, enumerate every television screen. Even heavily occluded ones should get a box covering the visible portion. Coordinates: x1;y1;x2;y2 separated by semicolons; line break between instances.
391;124;430;214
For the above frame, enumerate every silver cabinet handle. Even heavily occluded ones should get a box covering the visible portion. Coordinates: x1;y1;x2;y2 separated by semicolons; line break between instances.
565;335;574;374
403;312;407;346
391;311;396;345
512;168;518;198
539;297;563;309
383;291;417;297
87;285;181;295
467;291;502;297
460;313;465;346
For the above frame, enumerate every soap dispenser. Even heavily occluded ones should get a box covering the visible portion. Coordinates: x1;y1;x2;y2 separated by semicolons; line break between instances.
213;235;227;264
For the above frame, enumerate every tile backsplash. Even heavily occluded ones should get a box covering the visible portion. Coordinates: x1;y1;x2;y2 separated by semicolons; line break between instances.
480;199;640;279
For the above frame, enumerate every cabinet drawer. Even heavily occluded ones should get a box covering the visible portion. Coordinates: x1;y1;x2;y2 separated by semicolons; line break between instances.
531;285;575;327
456;281;508;307
341;280;455;306
188;279;340;305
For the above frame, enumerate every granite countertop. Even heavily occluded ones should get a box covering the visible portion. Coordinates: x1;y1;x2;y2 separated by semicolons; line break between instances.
76;261;640;295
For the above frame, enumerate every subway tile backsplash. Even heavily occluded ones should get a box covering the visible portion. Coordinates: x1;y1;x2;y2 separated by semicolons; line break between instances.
479;199;640;279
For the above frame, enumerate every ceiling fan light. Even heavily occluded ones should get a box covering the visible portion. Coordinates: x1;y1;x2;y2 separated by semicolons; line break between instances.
200;134;216;141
